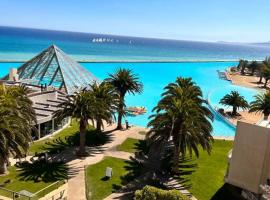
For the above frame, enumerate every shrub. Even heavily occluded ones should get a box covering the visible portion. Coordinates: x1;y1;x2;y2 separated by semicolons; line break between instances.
134;185;190;200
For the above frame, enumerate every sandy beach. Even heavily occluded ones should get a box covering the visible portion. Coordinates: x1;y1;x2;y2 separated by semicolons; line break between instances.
228;72;266;91
227;111;263;126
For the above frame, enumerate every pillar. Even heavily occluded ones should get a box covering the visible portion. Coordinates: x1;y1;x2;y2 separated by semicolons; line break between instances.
38;124;41;139
52;119;55;134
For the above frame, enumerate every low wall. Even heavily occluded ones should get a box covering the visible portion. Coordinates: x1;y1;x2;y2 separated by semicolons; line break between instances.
39;182;68;200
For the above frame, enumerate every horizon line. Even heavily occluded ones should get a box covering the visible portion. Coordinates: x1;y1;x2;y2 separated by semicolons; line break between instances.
0;25;260;45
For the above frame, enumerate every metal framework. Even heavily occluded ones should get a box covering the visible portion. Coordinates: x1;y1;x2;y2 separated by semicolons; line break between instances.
3;45;98;94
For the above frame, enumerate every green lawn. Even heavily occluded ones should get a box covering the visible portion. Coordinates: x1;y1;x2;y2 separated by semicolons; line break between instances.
116;138;149;154
28;121;79;155
28;121;104;156
85;156;142;200
181;140;233;200
116;138;139;153
0;166;65;199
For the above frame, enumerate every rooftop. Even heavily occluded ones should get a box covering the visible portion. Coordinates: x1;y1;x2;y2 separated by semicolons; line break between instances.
2;45;98;94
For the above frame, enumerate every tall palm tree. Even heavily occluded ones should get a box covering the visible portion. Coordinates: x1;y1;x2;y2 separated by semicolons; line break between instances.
248;61;259;76
147;77;213;173
249;91;270;120
0;85;36;174
238;60;249;75
258;57;270;84
89;81;118;132
262;65;270;88
105;68;143;129
219;91;249;116
54;90;95;156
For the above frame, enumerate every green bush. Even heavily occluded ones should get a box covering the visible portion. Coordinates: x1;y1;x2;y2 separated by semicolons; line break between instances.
134;185;189;200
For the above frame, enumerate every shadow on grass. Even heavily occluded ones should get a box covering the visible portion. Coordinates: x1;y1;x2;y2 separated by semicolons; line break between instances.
134;140;150;155
109;157;144;194
40;129;113;155
210;183;245;200
161;152;197;190
17;159;68;183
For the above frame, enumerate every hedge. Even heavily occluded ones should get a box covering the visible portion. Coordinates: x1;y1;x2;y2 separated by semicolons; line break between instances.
134;185;190;200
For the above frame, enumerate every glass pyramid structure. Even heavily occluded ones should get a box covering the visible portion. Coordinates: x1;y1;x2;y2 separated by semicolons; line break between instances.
4;45;98;94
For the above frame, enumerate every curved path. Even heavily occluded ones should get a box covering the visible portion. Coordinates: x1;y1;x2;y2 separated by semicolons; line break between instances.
66;124;146;200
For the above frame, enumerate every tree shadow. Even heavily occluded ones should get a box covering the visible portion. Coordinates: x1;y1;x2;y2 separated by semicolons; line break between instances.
169;156;197;190
40;129;113;155
160;152;197;190
17;159;68;183
134;140;150;155
210;183;245;200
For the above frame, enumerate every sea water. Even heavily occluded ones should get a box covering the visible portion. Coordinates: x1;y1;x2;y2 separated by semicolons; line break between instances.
0;26;268;137
1;26;270;62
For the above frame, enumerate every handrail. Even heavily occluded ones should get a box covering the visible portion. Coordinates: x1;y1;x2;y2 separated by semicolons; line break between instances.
32;180;64;196
207;90;236;130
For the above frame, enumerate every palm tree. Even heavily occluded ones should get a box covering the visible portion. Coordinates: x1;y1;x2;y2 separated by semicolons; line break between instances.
258;58;270;84
105;68;143;129
238;60;249;75
219;91;249;116
0;85;36;174
89;81;118;132
249;91;270;120
248;61;259;76
147;77;213;173
54;90;95;156
261;65;270;88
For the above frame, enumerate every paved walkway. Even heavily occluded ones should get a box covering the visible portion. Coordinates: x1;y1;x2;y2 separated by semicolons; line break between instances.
67;124;145;200
8;124;196;200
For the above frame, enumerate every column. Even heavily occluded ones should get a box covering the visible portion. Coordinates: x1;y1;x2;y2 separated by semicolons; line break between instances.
38;124;41;139
52;119;55;134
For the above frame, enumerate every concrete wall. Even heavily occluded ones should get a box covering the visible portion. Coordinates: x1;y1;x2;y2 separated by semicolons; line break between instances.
39;182;68;200
227;121;270;194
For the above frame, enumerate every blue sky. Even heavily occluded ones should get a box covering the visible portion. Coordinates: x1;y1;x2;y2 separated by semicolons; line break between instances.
0;0;269;42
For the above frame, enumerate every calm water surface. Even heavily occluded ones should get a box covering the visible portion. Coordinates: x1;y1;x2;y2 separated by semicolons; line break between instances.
0;61;260;137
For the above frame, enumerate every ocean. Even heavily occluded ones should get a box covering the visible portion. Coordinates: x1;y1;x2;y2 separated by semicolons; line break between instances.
0;26;266;136
1;26;270;62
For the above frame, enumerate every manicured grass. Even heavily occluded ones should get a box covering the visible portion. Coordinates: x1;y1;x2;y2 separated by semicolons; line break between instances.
181;140;233;200
0;166;65;198
116;138;139;153
28;121;79;155
116;138;149;154
138;131;146;135
28;121;103;156
85;156;141;200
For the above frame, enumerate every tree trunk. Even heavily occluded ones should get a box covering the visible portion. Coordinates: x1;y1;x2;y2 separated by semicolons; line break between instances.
251;68;255;76
96;119;102;132
259;75;263;83
263;114;269;120
78;119;87;156
172;145;180;174
232;106;237;116
264;79;268;88
241;67;245;75
117;95;124;130
0;159;7;175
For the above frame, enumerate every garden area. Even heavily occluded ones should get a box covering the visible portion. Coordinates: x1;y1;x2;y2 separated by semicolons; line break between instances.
28;120;111;156
0;163;66;199
0;120;113;200
103;138;234;200
85;156;143;200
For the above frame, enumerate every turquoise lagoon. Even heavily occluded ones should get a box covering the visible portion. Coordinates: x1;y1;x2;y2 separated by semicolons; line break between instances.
0;61;259;137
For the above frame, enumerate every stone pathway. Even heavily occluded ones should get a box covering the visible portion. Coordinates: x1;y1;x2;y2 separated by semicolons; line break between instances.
67;124;146;200
8;123;196;200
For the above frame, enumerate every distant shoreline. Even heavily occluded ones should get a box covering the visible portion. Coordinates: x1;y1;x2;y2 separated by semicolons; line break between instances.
0;60;240;63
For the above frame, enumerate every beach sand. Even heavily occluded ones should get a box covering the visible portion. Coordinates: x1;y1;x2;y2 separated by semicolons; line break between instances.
228;72;267;91
228;111;263;126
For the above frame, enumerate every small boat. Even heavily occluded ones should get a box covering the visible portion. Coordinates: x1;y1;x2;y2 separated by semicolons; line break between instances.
126;106;147;116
